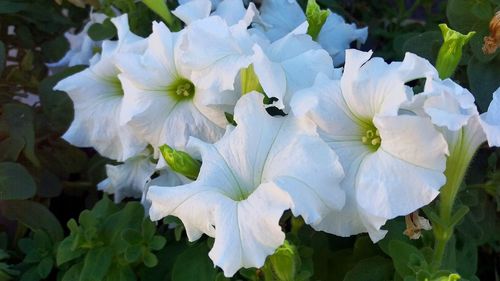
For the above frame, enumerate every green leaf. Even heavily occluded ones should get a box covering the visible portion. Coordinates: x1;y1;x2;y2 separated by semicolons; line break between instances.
171;242;218;281
37;257;53;278
38;169;62;198
104;265;136;281
142;0;180;30
122;229;142;245
306;0;330;40
143;251;158;268
446;0;491;34
467;56;500;111
41;35;69;62
2;104;39;166
39;65;86;133
62;262;83;281
87;19;117;41
57;236;85;266
160;144;201;180
150;236;166;251
1;200;63;241
343;256;393;281
124;245;142;263
0;162;36;200
402;31;443;64
0;137;25;162
388;240;427;278
79;247;113;281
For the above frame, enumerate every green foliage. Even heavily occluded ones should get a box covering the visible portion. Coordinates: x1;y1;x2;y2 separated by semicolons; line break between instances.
87;18;117;41
56;197;166;281
171;241;219;281
0;162;36;200
17;231;56;281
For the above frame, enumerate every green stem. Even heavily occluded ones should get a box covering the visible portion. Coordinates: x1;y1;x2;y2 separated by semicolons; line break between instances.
431;129;474;271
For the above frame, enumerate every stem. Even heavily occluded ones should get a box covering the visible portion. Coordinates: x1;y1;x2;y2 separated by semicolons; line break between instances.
431;129;474;271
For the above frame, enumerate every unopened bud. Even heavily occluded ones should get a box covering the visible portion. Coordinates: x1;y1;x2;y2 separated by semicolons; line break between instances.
159;144;200;180
435;23;475;79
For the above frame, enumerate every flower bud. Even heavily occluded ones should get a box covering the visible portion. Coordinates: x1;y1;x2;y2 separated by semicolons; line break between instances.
159;144;200;180
435;24;475;79
306;0;330;40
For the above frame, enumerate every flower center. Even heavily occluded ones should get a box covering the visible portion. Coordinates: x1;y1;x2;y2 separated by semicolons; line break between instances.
167;77;195;100
361;128;381;149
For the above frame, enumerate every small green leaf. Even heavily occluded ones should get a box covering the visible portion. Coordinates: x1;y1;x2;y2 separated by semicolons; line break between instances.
306;0;330;40
150;236;166;251
0;162;36;200
61;262;83;281
125;245;142;263
388;240;427;278
2;104;39;166
87;19;117;41
37;257;53;278
0;137;25;162
122;229;142;245
143;252;158;268
57;236;85;266
79;247;113;281
159;144;201;180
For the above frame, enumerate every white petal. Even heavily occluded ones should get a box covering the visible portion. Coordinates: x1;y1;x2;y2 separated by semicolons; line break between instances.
341;50;435;119
173;0;212;25
375;115;448;171
480;87;500;147
357;149;445;219
257;0;305;41
209;183;290;276
317;13;368;66
212;0;246;26
179;16;254;91
99;151;156;202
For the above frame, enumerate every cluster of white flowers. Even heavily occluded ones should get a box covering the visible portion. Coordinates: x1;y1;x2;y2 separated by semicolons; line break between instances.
54;0;500;277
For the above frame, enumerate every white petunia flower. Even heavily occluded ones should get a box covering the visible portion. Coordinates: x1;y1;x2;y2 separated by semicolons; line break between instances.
98;150;156;203
47;12;107;69
54;14;147;161
147;92;345;276
256;0;367;65
252;22;337;110
117;21;236;167
404;78;487;156
291;49;448;241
